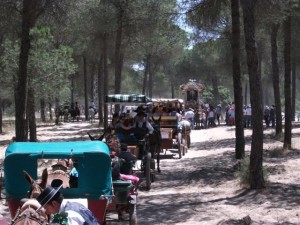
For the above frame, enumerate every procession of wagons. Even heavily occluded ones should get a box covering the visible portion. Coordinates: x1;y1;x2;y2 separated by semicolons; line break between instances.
3;80;205;224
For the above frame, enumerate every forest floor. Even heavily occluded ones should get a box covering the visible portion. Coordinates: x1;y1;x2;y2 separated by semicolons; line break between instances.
1;119;300;224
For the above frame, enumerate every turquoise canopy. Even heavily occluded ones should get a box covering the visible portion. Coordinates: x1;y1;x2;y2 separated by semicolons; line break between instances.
4;141;112;201
105;94;152;104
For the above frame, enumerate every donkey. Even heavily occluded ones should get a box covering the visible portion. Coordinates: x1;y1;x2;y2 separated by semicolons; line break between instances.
149;115;162;173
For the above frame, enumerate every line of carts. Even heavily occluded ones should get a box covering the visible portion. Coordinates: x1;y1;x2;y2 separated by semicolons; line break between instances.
3;95;191;225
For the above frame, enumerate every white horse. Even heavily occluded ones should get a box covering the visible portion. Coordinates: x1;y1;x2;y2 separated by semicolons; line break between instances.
88;108;95;123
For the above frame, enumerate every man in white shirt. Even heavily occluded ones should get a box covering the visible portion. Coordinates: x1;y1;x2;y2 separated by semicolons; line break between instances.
184;108;195;129
37;186;100;225
245;105;252;128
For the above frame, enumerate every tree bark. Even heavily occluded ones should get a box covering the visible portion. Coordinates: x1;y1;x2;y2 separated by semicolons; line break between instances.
48;102;53;121
241;0;265;189
103;33;109;129
0;98;2;134
90;63;96;102
15;0;34;141
270;23;282;135
98;55;104;126
291;60;296;121
283;15;292;149
27;87;37;142
143;55;150;95
114;7;124;95
40;98;45;122
148;59;153;98
83;56;88;121
231;0;245;159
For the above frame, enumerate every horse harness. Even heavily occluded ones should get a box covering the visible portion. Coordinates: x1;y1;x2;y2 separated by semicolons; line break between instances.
11;206;48;225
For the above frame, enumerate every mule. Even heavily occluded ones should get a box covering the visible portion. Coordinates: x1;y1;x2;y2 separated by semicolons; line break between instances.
12;170;49;225
10;199;48;225
149;116;162;173
23;169;48;198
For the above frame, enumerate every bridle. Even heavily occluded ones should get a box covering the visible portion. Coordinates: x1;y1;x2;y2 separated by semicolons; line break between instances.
11;205;48;225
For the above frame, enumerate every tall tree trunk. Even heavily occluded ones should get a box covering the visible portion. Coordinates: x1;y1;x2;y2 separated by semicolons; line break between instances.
283;15;292;149
71;74;75;104
244;82;248;106
148;59;153;98
291;60;296;121
231;0;245;159
27;87;37;142
143;55;150;95
270;23;282;135
83;56;88;121
48;102;53;121
40;98;45;122
15;0;34;141
90;63;96;102
98;55;104;126
114;8;124;95
0;98;2;133
103;33;109;129
241;0;265;189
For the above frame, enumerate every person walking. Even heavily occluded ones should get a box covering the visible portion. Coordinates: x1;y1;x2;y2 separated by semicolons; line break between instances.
264;106;270;127
184;108;195;129
215;104;222;126
269;105;276;127
245;105;252;128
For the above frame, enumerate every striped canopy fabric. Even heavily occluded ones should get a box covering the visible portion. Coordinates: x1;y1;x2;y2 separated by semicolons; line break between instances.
105;94;152;104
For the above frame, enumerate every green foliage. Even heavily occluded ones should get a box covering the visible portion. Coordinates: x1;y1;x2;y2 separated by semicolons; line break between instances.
203;85;232;105
0;26;76;106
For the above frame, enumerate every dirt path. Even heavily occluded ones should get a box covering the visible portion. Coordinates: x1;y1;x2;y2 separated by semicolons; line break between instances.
1;122;300;224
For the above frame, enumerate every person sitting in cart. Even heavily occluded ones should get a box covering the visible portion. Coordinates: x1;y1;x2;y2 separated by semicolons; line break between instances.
68;159;79;188
133;111;154;140
132;111;154;160
115;113;136;142
118;143;137;162
112;144;139;194
37;185;100;225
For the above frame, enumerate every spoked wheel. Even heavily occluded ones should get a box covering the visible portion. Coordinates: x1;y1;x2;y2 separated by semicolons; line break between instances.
177;133;182;159
145;152;151;190
129;203;137;225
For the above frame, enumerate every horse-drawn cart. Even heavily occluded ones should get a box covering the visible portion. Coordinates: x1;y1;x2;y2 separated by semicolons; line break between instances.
4;141;137;224
105;94;155;190
152;98;190;159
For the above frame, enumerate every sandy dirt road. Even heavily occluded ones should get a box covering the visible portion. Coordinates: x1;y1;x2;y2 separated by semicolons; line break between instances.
1;121;300;224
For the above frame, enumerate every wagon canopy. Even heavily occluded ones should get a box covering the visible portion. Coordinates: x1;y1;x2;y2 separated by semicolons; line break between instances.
4;141;112;201
152;98;184;104
105;94;152;104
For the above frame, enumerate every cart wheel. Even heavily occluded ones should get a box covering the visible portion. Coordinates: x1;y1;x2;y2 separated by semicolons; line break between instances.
145;152;151;190
177;133;182;159
129;203;137;225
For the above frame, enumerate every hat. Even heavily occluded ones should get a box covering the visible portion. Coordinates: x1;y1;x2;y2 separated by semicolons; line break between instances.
37;185;63;206
189;108;194;111
136;111;147;117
